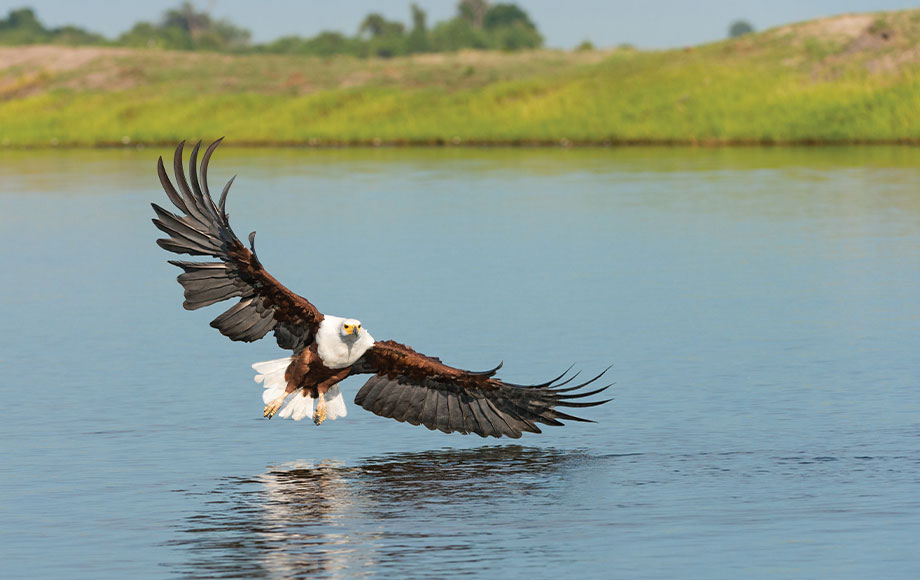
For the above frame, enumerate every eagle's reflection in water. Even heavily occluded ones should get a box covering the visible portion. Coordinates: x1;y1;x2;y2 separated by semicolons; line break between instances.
169;446;593;579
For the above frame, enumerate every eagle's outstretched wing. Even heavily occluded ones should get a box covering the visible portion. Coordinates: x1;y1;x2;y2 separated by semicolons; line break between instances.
351;341;611;438
152;139;323;351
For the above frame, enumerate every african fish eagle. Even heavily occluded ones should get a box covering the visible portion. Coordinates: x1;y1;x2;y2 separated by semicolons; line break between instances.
151;139;610;438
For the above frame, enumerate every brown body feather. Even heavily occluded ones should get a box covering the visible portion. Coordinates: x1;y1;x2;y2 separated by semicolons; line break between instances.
285;346;351;398
153;139;611;439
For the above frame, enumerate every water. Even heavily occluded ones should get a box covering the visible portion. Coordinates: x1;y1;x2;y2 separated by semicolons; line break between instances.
1;146;918;579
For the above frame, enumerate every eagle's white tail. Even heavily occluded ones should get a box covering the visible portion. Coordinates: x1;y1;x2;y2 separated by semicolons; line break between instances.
252;357;347;422
324;384;348;420
278;390;314;421
253;357;292;404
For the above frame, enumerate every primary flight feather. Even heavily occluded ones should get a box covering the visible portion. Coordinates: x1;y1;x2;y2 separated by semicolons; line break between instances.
152;139;610;438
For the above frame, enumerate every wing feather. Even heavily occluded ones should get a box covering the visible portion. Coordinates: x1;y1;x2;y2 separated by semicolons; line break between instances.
467;397;495;438
177;268;230;283
351;340;611;438
482;398;524;438
390;383;422;423
152;140;323;350
446;391;465;434
395;383;424;425
151;206;220;252
435;391;452;434
354;375;386;409
374;381;404;417
181;281;244;310
417;388;439;429
458;391;479;435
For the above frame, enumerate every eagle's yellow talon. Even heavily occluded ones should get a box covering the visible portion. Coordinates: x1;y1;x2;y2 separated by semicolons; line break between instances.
263;396;286;419
313;393;327;425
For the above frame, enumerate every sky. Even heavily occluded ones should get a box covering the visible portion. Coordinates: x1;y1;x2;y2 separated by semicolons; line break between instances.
3;0;919;49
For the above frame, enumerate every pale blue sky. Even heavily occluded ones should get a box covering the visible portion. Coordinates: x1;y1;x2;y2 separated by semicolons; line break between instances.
3;0;919;49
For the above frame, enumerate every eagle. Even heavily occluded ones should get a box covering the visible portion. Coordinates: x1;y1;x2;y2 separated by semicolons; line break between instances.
151;139;611;438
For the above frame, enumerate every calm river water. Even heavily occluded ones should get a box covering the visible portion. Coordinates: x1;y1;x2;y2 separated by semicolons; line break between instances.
1;146;918;579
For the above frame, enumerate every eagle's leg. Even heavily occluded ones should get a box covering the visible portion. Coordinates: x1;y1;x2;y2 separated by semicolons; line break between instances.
264;387;300;419
313;392;327;426
312;370;348;425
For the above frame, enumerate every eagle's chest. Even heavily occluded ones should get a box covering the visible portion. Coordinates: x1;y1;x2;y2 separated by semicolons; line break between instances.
316;335;364;369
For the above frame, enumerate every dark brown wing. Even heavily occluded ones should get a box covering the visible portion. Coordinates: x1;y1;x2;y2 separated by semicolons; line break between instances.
152;139;323;351
351;341;611;439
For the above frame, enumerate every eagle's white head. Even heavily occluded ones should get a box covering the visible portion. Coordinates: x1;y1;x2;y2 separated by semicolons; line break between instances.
340;318;363;341
316;315;375;369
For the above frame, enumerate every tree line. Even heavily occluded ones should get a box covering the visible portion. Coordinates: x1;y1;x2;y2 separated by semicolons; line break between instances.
0;1;543;56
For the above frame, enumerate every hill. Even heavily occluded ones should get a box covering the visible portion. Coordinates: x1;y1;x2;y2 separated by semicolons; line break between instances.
2;10;920;147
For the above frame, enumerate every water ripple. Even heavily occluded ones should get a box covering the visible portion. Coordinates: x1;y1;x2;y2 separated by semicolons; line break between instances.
168;446;594;578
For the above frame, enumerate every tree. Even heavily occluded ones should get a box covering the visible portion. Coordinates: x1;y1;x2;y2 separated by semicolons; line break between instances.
261;31;360;57
0;7;104;45
728;20;754;38
0;8;48;44
432;1;541;52
118;1;250;51
49;25;107;46
2;8;43;33
430;18;487;52
162;2;210;36
407;4;430;53
458;0;488;29
483;3;533;30
482;3;542;50
118;22;166;48
359;14;386;38
358;13;407;57
1;1;546;56
196;19;250;50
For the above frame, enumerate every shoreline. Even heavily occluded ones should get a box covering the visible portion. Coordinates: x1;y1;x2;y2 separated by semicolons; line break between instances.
4;137;920;150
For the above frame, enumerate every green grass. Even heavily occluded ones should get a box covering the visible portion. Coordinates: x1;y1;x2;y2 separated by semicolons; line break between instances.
4;9;920;147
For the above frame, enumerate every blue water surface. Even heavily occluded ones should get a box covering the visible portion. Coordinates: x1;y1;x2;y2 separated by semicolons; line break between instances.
0;146;918;579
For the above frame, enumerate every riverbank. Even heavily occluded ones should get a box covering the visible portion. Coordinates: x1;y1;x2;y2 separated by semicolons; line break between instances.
2;10;920;147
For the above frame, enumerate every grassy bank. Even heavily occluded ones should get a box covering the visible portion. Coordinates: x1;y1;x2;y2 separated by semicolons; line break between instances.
3;10;920;147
